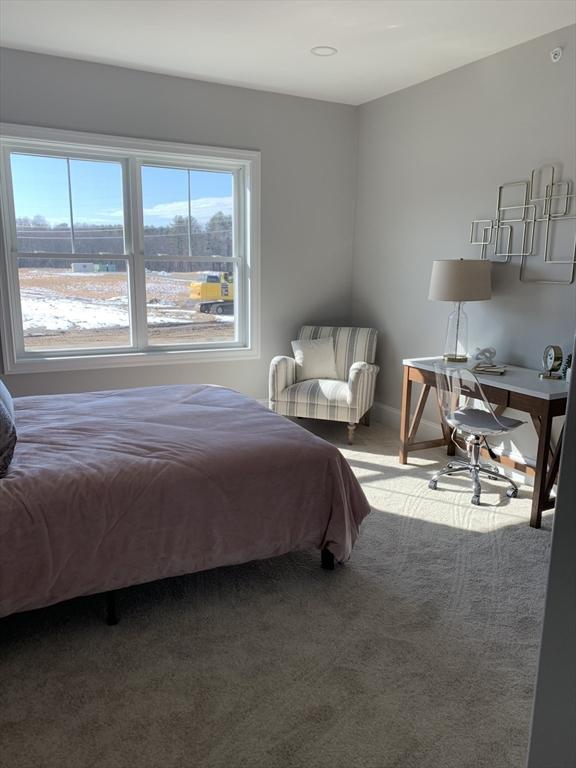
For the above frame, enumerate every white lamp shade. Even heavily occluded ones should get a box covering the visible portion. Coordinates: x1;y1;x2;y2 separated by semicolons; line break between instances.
428;259;491;302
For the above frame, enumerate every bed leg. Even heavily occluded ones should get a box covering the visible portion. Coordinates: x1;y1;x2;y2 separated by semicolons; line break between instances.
321;547;335;570
105;591;119;626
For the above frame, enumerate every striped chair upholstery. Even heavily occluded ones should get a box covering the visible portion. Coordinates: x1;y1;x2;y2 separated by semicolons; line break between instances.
269;326;379;444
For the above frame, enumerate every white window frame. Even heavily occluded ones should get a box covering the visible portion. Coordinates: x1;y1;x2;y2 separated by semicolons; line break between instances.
0;124;260;374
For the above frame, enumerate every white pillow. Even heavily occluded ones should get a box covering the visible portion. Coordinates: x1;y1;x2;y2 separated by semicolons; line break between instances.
291;337;338;380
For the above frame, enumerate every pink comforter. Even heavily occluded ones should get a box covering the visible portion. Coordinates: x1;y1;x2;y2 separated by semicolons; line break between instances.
0;385;370;618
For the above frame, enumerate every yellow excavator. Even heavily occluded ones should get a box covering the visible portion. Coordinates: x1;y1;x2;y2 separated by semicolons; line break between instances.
189;272;234;315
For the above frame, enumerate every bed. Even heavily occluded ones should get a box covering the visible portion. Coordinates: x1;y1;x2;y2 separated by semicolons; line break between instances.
0;384;371;620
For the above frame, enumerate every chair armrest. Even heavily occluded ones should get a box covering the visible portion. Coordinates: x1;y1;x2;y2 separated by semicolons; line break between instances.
347;362;380;410
269;356;297;401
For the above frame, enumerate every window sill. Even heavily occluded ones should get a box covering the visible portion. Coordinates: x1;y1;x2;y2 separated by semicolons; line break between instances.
3;345;260;375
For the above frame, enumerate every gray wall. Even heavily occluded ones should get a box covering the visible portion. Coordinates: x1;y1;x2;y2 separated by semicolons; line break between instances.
352;26;576;417
0;48;357;397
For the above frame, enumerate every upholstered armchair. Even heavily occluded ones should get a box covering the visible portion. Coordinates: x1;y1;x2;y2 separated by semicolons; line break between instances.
269;325;379;444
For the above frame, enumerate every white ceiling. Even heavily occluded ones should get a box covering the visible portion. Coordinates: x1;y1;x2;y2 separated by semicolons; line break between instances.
1;0;574;105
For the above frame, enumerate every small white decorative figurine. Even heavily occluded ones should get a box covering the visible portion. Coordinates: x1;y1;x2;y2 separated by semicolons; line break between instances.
474;347;497;363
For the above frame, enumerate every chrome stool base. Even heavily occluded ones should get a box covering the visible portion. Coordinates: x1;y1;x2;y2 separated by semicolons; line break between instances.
428;435;518;505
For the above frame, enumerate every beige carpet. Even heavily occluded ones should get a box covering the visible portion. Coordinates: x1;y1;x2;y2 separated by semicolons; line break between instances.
0;421;552;768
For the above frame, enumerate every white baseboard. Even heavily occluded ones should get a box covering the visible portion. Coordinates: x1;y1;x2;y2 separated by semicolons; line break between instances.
371;401;442;440
263;397;442;438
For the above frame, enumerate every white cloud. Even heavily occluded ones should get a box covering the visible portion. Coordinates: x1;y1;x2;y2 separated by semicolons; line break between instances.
143;196;233;224
45;209;124;226
40;196;233;228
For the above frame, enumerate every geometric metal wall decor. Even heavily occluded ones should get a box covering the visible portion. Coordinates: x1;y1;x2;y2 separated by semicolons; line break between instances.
470;165;576;284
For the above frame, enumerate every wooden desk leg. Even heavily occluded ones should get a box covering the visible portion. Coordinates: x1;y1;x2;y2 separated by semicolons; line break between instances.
531;415;556;469
408;384;431;443
543;426;564;501
399;366;412;464
531;402;553;529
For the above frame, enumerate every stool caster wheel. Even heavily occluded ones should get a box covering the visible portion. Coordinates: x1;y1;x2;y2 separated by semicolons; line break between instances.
471;495;481;506
428;479;438;490
506;487;518;498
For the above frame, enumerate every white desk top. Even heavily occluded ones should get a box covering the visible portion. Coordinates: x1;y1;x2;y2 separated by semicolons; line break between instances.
403;356;569;401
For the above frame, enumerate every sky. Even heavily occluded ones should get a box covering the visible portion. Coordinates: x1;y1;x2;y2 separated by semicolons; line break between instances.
10;153;233;227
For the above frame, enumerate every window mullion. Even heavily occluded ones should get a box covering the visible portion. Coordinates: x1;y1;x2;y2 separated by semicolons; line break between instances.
187;170;193;258
234;167;245;346
7;251;26;359
66;158;76;254
0;148;25;362
127;157;148;351
1;147;20;256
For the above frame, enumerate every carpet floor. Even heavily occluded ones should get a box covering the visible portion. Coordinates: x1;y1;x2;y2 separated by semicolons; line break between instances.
0;421;552;768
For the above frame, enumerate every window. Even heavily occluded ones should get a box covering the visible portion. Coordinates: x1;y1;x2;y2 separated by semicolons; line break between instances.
0;125;260;372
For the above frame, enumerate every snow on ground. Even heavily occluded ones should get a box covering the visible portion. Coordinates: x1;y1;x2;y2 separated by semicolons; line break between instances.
19;269;234;333
22;295;130;332
21;291;232;332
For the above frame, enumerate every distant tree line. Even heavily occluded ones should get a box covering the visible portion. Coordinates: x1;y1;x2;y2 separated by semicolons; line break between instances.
16;212;233;273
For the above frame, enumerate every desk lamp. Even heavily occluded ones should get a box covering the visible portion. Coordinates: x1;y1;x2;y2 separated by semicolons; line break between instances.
428;259;492;362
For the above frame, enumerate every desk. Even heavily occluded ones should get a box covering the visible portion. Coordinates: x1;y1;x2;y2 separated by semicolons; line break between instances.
399;357;569;528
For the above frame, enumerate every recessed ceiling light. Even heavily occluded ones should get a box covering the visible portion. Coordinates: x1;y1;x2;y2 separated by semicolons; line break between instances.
311;46;338;57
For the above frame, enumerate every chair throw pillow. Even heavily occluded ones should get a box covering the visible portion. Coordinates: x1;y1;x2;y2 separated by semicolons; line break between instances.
0;397;17;478
291;337;339;381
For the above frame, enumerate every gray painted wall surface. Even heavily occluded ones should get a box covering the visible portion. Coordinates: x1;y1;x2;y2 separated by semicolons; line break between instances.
0;48;357;397
352;26;576;418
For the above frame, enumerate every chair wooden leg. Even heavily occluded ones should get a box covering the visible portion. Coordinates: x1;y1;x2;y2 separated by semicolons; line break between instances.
347;423;357;445
361;410;371;427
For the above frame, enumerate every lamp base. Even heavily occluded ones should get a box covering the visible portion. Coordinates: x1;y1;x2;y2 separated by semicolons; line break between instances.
443;302;469;363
